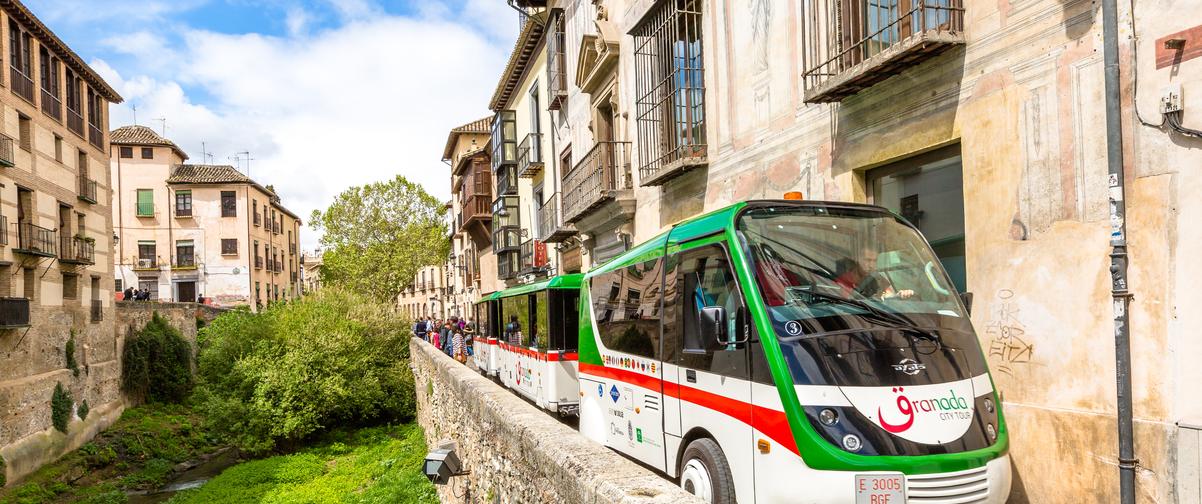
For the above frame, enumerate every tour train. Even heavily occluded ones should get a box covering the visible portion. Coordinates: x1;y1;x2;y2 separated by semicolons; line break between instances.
474;198;1012;504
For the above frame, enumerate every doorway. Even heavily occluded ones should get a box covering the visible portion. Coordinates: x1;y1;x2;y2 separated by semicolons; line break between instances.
177;281;197;303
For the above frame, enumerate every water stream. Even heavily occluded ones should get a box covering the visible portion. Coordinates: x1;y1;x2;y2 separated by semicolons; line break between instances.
125;448;241;504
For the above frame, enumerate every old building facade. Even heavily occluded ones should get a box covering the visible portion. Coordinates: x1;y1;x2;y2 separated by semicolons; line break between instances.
0;0;124;483
110;126;302;310
432;0;1202;501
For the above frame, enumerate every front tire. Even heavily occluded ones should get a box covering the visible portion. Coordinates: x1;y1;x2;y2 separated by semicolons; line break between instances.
679;438;736;504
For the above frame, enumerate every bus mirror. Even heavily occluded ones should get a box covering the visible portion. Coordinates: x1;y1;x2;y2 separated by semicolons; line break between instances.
960;292;974;315
700;306;727;345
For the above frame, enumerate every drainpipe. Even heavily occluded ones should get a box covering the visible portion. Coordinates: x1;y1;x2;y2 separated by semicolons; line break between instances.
1100;0;1136;502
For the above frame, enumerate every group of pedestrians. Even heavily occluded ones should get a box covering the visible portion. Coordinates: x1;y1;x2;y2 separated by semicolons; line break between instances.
414;315;475;364
122;286;153;301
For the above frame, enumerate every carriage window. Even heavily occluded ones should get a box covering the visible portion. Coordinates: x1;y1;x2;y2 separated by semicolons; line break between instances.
591;258;663;359
550;290;581;352
532;291;549;350
502;295;531;346
676;244;749;379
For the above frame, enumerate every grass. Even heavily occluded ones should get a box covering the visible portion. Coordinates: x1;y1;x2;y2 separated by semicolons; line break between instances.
0;403;224;504
166;423;438;504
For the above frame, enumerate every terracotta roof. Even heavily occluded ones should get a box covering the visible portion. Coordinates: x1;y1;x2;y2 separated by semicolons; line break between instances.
1;0;122;102
166;164;252;185
442;116;491;161
488;13;547;112
110;125;189;160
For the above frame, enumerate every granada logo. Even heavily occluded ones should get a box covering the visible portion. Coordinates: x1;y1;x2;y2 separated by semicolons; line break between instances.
877;387;972;433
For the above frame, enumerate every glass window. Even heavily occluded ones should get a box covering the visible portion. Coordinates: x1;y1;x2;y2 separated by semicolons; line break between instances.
221;239;238;255
533;291;549;350
136;189;154;216
137;240;156;261
675;243;748;378
221;191;237;217
141;147;153;159
502;294;531;346
119;146;133;158
590;258;663;359
175;190;192;216
176;240;195;267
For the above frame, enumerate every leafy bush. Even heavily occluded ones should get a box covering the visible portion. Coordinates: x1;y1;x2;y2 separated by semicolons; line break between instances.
66;332;80;377
121;312;194;403
52;382;73;434
194;288;414;453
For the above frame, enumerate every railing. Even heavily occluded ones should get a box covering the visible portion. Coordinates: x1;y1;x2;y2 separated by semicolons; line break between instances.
563;141;632;223
90;299;103;323
255;256;263;269
460;194;492;229
41;89;61;119
274;222;281;234
547;11;568;110
537;194;574;242
10;68;34;102
0;215;7;246
289;243;296;255
134;257;159;270
253;212;261;226
15;222;56;256
0;297;30;328
78;176;97;204
174;255;196;269
517;132;543;177
67;108;84;137
800;0;965;102
88;123;103;149
60;236;95;265
176;206;192;218
0;135;13;167
498;250;519;280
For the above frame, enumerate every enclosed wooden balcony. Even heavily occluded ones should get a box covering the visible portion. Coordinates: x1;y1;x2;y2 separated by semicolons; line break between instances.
801;0;965;103
563;141;632;224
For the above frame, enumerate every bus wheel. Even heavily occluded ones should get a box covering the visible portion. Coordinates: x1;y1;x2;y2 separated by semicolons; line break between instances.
679;438;736;504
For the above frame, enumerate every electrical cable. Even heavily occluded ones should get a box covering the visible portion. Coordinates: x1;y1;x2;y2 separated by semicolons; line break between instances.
1128;0;1202;138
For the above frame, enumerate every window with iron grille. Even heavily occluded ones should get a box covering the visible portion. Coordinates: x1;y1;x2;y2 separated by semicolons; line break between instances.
141;147;153;159
221;191;237;217
221;238;238;255
175;190;192;216
632;0;707;185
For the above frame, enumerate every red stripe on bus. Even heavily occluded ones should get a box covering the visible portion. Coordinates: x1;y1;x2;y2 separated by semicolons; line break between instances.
496;343;579;362
579;363;799;455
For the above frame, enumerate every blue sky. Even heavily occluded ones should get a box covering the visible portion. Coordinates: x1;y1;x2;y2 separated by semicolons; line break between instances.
25;0;518;249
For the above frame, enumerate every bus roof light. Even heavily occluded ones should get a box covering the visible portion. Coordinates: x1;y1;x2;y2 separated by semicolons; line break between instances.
783;191;804;201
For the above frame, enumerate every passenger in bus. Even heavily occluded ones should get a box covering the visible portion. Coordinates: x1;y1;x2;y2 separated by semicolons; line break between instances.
505;315;522;345
834;248;915;300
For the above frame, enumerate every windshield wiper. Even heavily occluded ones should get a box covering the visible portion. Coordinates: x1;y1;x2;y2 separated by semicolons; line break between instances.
800;290;942;343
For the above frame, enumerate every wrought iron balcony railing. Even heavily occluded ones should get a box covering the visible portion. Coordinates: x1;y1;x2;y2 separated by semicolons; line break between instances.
134;257;159;270
253;212;261;226
15;222;56;257
78;176;98;204
801;0;965;103
0;135;12;167
67;107;84;137
538;193;575;243
174;255;197;270
60;236;95;265
517;132;543;178
255;256;264;269
0;297;30;328
563;141;632;223
41;89;61;119
88;123;104;149
0;215;7;246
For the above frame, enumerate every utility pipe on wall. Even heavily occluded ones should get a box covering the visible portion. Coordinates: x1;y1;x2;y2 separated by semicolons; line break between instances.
1100;0;1136;502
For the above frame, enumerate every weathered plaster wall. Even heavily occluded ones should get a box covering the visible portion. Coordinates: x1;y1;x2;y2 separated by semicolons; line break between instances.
410;338;702;504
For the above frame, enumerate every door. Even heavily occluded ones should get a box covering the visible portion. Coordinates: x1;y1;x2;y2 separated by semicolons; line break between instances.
177;281;196;303
668;243;755;502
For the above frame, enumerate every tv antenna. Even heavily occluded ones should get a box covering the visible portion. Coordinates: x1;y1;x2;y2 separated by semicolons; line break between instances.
201;142;215;164
237;151;254;176
130;104;138;125
153;117;168;136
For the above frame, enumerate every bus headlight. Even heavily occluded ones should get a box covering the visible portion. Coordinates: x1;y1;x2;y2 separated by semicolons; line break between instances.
842;434;862;452
984;398;995;414
986;423;997;441
819;408;839;426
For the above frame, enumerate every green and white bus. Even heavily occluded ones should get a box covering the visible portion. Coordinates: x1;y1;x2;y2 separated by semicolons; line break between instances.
577;200;1011;503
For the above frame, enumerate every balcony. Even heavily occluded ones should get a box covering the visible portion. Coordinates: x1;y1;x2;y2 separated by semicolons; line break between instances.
10;67;34;102
563;141;632;223
498;250;519;281
801;0;965;103
491;110;517;171
67;107;84;137
0;298;30;329
460;193;491;231
519;239;549;276
273;221;282;235
175;206;192;218
538;194;575;243
90;299;103;323
134;257;159;271
41;89;61;120
547;11;568;111
255;256;263;269
0;135;13;167
15;223;56;257
78;176;98;204
60;236;95;265
253;212;261;226
0;215;7;246
173;255;197;270
88;124;104;149
516;132;543;178
289;243;296;255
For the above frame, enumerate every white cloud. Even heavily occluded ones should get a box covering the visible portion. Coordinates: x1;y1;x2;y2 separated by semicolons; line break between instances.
102;9;511;250
285;7;314;37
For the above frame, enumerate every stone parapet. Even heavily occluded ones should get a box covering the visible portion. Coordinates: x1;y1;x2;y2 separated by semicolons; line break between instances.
410;338;702;504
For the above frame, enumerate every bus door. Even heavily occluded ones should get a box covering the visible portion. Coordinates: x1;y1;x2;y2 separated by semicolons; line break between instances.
667;243;756;502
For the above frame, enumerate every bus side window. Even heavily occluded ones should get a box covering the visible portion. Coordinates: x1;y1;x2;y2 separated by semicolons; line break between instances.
555;290;581;352
661;254;680;365
592;258;663;359
677;244;749;380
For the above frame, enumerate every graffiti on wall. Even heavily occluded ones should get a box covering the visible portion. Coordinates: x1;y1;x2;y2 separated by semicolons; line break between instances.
985;289;1035;377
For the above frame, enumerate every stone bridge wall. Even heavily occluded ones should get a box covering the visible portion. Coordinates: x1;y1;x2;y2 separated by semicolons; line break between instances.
410;338;702;504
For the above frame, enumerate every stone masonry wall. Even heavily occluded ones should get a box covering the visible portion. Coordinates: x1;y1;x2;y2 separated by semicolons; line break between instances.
410;338;702;504
0;302;225;485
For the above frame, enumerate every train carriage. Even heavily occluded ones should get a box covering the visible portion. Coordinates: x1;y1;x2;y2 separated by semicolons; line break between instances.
472;292;500;377
577;199;1011;504
492;274;583;416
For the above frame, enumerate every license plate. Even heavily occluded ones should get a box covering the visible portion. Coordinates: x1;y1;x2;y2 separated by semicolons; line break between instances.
855;474;905;504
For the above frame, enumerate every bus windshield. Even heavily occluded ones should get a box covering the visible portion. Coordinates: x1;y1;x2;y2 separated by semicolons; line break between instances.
737;205;966;333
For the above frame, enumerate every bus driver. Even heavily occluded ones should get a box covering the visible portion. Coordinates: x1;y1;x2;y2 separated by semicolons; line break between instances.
834;247;915;300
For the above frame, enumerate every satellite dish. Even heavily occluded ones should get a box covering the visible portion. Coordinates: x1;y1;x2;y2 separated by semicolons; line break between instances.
232;267;241;275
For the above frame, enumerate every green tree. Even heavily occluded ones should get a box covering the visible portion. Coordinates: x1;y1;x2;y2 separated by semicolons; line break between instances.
309;175;448;302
